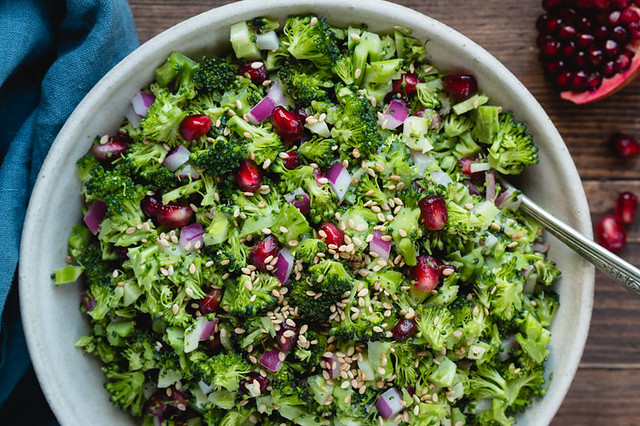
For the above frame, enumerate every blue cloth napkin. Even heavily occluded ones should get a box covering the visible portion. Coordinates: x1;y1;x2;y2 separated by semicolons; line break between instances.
0;0;138;420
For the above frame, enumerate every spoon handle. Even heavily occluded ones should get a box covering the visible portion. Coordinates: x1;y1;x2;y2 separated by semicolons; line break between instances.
517;191;640;295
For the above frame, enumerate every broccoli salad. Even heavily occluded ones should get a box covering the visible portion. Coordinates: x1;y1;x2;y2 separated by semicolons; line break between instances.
56;14;561;426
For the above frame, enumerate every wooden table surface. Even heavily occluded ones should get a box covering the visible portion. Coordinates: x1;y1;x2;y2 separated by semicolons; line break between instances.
128;1;640;424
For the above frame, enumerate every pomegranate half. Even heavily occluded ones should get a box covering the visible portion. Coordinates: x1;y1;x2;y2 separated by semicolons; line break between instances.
537;1;640;104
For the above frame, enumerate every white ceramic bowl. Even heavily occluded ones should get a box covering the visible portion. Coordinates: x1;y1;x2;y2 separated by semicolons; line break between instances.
19;0;594;424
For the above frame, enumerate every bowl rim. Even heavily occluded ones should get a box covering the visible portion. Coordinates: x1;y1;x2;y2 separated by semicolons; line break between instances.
19;0;594;424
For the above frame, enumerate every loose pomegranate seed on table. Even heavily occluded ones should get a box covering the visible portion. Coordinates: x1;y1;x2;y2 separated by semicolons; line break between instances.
249;235;279;272
596;214;627;251
616;191;639;223
234;158;263;192
418;194;449;230
271;106;304;143
318;222;344;247
611;132;640;156
237;61;268;85
179;114;211;141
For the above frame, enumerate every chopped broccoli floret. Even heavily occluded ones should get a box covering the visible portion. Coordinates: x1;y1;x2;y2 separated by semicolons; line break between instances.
226;115;283;164
190;351;252;392
194;55;237;93
488;112;539;175
278;59;333;105
413;304;454;351
103;369;147;416
330;87;383;158
283;15;341;69
155;51;199;102
221;273;280;317
189;135;247;177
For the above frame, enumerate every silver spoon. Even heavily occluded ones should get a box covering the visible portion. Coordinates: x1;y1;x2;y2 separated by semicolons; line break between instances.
504;181;640;295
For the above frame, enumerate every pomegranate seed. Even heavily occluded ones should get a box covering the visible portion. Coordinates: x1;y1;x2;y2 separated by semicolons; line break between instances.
410;255;441;292
239;372;269;395
418;195;448;230
606;10;622;27
234;159;262;192
275;323;298;351
249;235;279;272
141;195;162;217
542;40;562;57
616;191;638;223
594;24;610;39
585;72;603;91
611;132;640;157
442;74;478;103
203;333;221;352
572;51;588;68
290;107;310;121
604;39;621;57
562;42;578;57
603;60;617;77
611;25;630;43
282;150;302;169
392;319;418;342
555;71;572;90
621;8;639;25
545;59;565;76
392;73;419;97
199;288;224;314
91;135;129;163
271;106;304;143
318;222;344;247
237;61;268;85
588;47;604;67
543;0;563;10
179;114;211;141
615;49;634;71
577;16;593;31
313;168;326;186
156;203;194;228
596;214;627;251
577;33;595;47
611;0;631;8
571;70;589;91
537;14;551;32
558;25;577;40
458;158;484;180
544;17;564;34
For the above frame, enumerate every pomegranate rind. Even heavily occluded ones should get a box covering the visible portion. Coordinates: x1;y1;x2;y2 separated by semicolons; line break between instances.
560;11;640;105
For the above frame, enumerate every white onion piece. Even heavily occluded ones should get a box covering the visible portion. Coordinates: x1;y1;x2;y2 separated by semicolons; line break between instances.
125;105;142;128
163;145;191;171
199;317;219;342
84;200;107;235
431;170;453;187
131;91;156;116
410;150;434;177
370;231;391;260
247;80;288;124
484;233;498;250
379;99;409;130
179;164;200;181
305;120;331;137
180;223;205;251
198;380;215;395
256;31;280;50
326;161;351;201
469;162;491;173
284;188;310;215
375;387;404;420
259;348;285;372
485;170;497;202
273;248;294;284
185;316;211;353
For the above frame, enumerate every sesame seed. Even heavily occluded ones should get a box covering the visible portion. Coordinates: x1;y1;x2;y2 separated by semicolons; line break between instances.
263;159;271;169
172;304;179;315
442;268;454;276
507;241;518;248
350;33;361;41
261;228;272;234
262;79;271;87
278;351;286;362
310;16;318;25
354;68;362;79
288;240;299;247
279;226;289;234
317;177;329;185
464;202;474;210
117;281;125;287
234;327;246;334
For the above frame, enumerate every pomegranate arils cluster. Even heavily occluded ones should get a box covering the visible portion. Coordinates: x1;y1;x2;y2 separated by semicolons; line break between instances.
596;190;639;251
537;0;640;93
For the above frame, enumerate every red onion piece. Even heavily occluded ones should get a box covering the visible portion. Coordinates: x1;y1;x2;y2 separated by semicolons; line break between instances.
131;91;156;116
275;324;298;351
375;387;404;420
379;99;409;130
465;180;481;196
259;348;285;372
248;80;289;124
284;188;310;215
273;248;294;284
370;230;391;260
533;241;549;253
178;164;200;181
256;31;279;50
84;200;107;235
199;317;219;342
495;187;522;210
326;161;351;201
485;170;497;202
326;355;341;379
163;145;191;172
179;223;205;251
125;105;142;128
81;290;96;312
